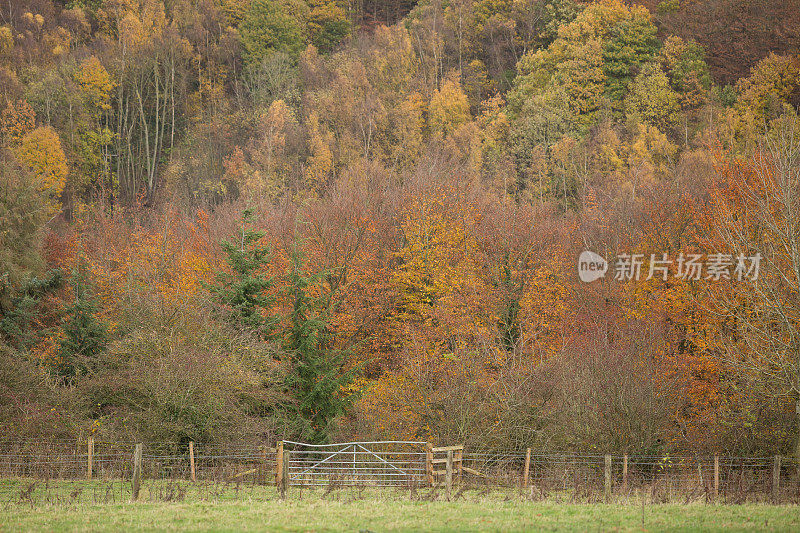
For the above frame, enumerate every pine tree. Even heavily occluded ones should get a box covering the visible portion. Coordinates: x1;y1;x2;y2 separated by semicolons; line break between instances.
284;241;357;443
58;269;107;383
209;209;279;340
0;270;63;350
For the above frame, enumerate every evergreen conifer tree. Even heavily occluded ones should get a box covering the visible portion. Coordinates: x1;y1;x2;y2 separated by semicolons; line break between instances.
58;268;107;383
284;241;357;443
0;270;63;350
209;209;278;340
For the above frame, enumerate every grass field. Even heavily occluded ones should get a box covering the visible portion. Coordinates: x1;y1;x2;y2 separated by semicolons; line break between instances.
1;479;799;532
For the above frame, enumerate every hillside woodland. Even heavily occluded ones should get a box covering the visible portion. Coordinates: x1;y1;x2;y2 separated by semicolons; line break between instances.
2;0;800;456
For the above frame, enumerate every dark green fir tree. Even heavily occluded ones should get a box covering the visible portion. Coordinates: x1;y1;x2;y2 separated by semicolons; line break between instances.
209;209;279;340
284;241;358;443
58;268;107;384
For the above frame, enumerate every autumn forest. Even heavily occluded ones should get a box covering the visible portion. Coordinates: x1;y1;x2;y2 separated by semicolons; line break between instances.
2;0;800;458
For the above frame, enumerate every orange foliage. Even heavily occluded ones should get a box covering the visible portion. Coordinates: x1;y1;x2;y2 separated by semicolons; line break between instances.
75;208;217;325
1;98;35;144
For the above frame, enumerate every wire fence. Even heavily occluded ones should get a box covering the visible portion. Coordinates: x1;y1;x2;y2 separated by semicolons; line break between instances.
1;439;799;506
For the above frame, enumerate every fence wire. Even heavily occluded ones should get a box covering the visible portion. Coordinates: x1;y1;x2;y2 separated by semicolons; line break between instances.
1;440;799;505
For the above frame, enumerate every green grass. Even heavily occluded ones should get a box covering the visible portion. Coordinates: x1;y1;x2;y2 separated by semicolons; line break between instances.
1;479;798;532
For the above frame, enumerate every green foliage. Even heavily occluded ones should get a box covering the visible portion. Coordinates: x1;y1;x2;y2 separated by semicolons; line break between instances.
509;43;604;145
624;62;681;131
57;269;108;384
306;0;351;53
65;0;102;11
284;241;357;443
666;41;710;92
241;0;309;65
717;84;738;108
509;1;656;145
73;128;116;195
539;0;583;47
0;271;63;350
602;15;661;108
660;36;711;110
656;0;680;15
497;255;521;352
209;209;279;340
0;156;47;310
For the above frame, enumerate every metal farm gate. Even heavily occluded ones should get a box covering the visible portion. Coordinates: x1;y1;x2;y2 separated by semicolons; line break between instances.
282;441;428;487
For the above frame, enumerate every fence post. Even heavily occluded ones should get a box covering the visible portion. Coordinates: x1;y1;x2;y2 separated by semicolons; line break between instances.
445;450;453;501
276;441;284;488
714;455;719;501
773;455;781;503
282;449;290;499
189;441;196;482
604;455;612;501
523;448;531;492
456;447;463;486
132;443;142;501
87;437;94;480
426;442;434;487
622;454;628;492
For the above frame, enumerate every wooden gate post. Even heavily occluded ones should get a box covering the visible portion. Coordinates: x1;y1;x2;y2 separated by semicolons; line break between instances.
773;455;781;503
445;450;453;501
132;443;143;501
426;442;434;487
189;441;196;482
87;437;94;480
282;449;290;499
523;448;531;492
713;455;719;501
276;441;284;489
622;455;628;492
604;455;612;501
456;448;463;487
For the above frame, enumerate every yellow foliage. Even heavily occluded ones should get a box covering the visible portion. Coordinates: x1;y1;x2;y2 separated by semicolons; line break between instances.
624;123;677;194
392;188;492;350
429;77;471;137
0;25;13;51
14;126;68;212
119;12;145;49
389;92;425;170
241;99;297;199
518;258;569;357
75;55;115;111
304;112;334;194
736;53;800;125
